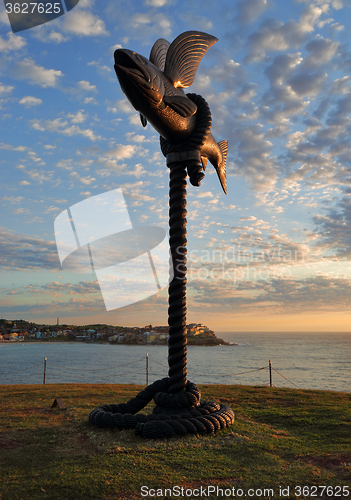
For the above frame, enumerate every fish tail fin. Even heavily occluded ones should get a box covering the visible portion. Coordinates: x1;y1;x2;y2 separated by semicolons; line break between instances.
217;140;228;195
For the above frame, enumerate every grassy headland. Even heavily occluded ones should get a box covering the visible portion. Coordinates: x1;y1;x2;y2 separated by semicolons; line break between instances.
0;384;350;499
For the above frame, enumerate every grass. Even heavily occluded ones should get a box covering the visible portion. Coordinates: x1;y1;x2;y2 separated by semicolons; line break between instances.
0;383;350;499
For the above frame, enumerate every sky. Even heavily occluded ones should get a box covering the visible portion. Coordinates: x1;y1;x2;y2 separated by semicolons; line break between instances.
1;0;351;333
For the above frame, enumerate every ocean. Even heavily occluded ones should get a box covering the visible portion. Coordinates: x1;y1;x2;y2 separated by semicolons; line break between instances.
0;332;350;392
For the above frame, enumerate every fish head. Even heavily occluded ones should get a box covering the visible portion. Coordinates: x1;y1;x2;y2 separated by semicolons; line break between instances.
114;49;165;112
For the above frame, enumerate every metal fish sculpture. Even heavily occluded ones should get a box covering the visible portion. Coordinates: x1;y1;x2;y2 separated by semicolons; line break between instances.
114;31;228;194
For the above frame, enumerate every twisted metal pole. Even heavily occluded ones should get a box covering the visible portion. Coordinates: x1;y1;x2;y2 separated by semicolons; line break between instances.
161;95;212;395
167;160;188;393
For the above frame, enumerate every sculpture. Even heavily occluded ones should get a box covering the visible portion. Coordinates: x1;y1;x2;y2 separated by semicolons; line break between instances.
114;31;227;194
89;32;234;438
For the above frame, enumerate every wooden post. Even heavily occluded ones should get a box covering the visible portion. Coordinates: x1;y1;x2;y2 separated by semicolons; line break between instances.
43;357;47;385
269;360;272;387
146;353;149;386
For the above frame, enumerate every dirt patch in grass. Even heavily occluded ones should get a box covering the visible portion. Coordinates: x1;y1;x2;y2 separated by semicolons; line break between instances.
108;493;142;500
0;405;67;419
0;436;22;449
179;477;241;487
298;453;351;470
18;406;65;415
56;431;98;456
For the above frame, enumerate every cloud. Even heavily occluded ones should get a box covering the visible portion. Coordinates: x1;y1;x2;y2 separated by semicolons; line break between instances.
240;216;257;221
96;145;148;177
41;280;100;294
19;96;43;107
0;227;59;271
296;0;343;8
63;9;109;36
330;76;351;95
13;207;29;215
106;145;137;160
203;58;246;93
265;53;303;87
188;273;351;314
2;196;24;204
30;116;100;141
20;1;106;44
69;172;96;185
11;58;63;88
18;167;54;184
127;12;172;38
144;0;169;6
67;110;86;123
234;0;269;24
245;19;292;62
0;32;26;52
77;80;97;92
83;97;97;105
0;295;105;317
128;163;147;178
245;5;328;62
0;82;14;95
110;43;122;53
259;44;332;130
127;190;154;202
312;194;351;258
87;61;112;74
46;31;69;43
303;36;339;67
32;28;69;44
124;133;147;143
0;143;27;151
110;99;135;116
231;124;277;192
178;13;213;31
299;4;329;32
262;275;351;312
197;191;214;198
287;71;327;97
0;228;117;277
276;63;351;191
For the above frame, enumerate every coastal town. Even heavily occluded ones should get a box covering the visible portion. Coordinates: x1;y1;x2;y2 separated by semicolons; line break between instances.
0;319;229;346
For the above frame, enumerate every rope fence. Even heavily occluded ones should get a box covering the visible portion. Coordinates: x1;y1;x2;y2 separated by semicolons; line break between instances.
48;357;146;372
0;354;302;389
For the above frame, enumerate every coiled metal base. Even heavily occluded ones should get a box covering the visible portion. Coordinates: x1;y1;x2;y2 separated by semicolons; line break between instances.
89;378;234;438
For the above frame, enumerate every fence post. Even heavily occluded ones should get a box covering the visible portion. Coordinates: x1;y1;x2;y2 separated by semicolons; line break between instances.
146;353;149;386
43;357;47;385
269;360;272;387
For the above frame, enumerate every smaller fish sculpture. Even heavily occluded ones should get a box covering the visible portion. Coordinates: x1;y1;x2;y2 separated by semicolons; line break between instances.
114;31;228;194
